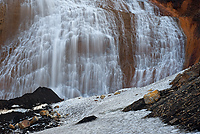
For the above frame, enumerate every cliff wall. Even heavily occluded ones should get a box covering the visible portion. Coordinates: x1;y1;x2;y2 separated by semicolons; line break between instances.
149;0;200;68
0;1;21;44
0;1;192;97
0;0;32;45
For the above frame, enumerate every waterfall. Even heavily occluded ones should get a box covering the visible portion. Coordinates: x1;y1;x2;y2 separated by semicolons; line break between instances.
131;1;185;87
0;0;185;99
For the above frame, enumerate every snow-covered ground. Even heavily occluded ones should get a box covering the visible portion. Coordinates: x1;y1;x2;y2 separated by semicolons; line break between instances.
1;70;199;134
32;72;198;134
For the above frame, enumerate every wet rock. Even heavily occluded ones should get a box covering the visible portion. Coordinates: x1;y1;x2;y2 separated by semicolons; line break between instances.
64;114;69;118
150;0;200;68
76;115;97;124
0;89;63;133
50;111;56;116
143;90;161;104
0;112;26;124
15;123;19;129
53;117;60;121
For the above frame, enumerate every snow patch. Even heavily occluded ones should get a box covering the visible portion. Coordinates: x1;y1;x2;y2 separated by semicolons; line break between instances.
34;72;200;134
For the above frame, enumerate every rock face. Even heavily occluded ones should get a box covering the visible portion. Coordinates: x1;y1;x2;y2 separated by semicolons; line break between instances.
0;1;186;100
0;87;63;109
149;0;200;68
147;62;200;131
0;0;32;44
123;62;200;132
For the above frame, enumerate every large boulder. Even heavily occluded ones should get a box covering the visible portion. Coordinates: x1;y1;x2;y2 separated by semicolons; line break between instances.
0;87;63;109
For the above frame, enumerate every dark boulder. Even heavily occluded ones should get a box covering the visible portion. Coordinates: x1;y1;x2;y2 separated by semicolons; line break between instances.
76;115;97;124
122;98;146;112
0;87;63;109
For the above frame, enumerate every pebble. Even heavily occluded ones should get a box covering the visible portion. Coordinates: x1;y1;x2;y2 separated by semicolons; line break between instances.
100;95;105;99
54;105;59;109
8;124;15;129
40;110;49;116
114;91;120;95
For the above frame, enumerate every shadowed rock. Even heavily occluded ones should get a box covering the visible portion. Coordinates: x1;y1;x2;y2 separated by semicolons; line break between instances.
147;63;200;131
123;62;200;132
0;87;63;109
122;98;146;112
0;105;59;133
76;115;97;124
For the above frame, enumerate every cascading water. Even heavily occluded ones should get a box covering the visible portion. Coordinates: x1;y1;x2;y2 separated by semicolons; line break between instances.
0;0;123;99
131;1;185;87
0;0;185;99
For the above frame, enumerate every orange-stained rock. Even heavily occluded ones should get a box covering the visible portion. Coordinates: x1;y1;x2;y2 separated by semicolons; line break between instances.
148;89;153;92
143;90;161;104
30;116;39;125
40;110;49;116
149;0;200;68
8;124;15;129
100;95;105;99
18;120;30;129
114;91;121;95
0;0;34;44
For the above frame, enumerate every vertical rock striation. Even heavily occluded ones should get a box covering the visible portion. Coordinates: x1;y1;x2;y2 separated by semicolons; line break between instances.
149;0;200;68
0;1;21;44
0;0;186;99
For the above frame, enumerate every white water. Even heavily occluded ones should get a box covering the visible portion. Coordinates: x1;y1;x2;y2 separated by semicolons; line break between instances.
131;1;185;87
0;0;185;99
